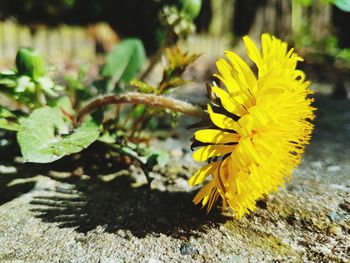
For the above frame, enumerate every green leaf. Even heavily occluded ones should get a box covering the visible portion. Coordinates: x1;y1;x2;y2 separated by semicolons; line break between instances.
332;0;350;12
0;107;20;131
0;78;16;87
99;132;117;144
130;79;157;93
179;0;202;20
16;48;47;80
17;107;100;163
102;38;146;85
0;119;20;131
48;96;74;115
0;107;15;119
0;69;16;76
36;76;58;97
132;104;147;118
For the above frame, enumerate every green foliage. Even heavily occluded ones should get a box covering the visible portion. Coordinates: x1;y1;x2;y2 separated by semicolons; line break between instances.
17;107;100;163
332;0;350;12
296;0;313;6
0;49;59;108
131;105;147;118
101;38;146;91
337;48;350;61
130;79;157;94
295;0;350;11
292;0;350;64
48;96;74;115
65;64;93;104
0;107;20;131
0;23;199;181
160;5;197;38
16;48;47;81
296;29;350;64
178;0;202;20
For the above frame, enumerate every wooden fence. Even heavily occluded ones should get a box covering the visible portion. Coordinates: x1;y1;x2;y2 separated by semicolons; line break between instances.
0;21;95;66
0;20;233;68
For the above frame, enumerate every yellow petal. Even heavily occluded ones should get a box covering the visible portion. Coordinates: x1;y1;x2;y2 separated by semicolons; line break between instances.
239;137;262;165
215;59;250;101
216;58;236;86
211;86;248;116
248;105;273;129
243;36;263;70
194;129;240;144
213;73;246;105
193;180;216;205
207;104;240;132
225;51;257;94
215;158;229;194
225;161;238;195
230;114;254;137
192;144;234;162
261;33;272;59
206;190;219;212
189;162;220;186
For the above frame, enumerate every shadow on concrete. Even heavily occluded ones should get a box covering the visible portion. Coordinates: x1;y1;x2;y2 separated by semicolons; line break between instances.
0;139;229;238
0;141;131;205
0;174;36;206
29;175;229;238
0;134;37;206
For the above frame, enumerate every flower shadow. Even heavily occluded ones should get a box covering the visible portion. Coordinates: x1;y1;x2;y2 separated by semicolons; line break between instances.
0;173;36;206
0;139;230;238
0;137;230;238
0;140;229;238
29;175;230;238
0;134;37;206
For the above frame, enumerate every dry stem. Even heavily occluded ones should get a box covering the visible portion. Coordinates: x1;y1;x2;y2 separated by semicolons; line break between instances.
76;92;206;123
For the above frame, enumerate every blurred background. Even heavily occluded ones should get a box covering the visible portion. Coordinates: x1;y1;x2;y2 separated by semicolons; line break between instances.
0;1;349;59
0;0;350;97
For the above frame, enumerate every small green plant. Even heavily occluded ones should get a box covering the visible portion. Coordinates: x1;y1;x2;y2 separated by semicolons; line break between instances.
0;48;59;110
0;1;203;184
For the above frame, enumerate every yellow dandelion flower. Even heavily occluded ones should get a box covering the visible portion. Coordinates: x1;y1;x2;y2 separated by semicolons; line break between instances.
189;33;315;218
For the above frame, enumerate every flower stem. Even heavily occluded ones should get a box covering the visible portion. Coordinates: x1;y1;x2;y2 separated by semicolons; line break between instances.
76;92;206;123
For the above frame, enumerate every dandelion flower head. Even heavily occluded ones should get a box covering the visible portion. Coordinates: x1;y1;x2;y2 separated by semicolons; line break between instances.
189;33;315;218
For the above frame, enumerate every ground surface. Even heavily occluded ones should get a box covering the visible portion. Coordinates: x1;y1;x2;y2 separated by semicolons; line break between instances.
0;86;349;262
